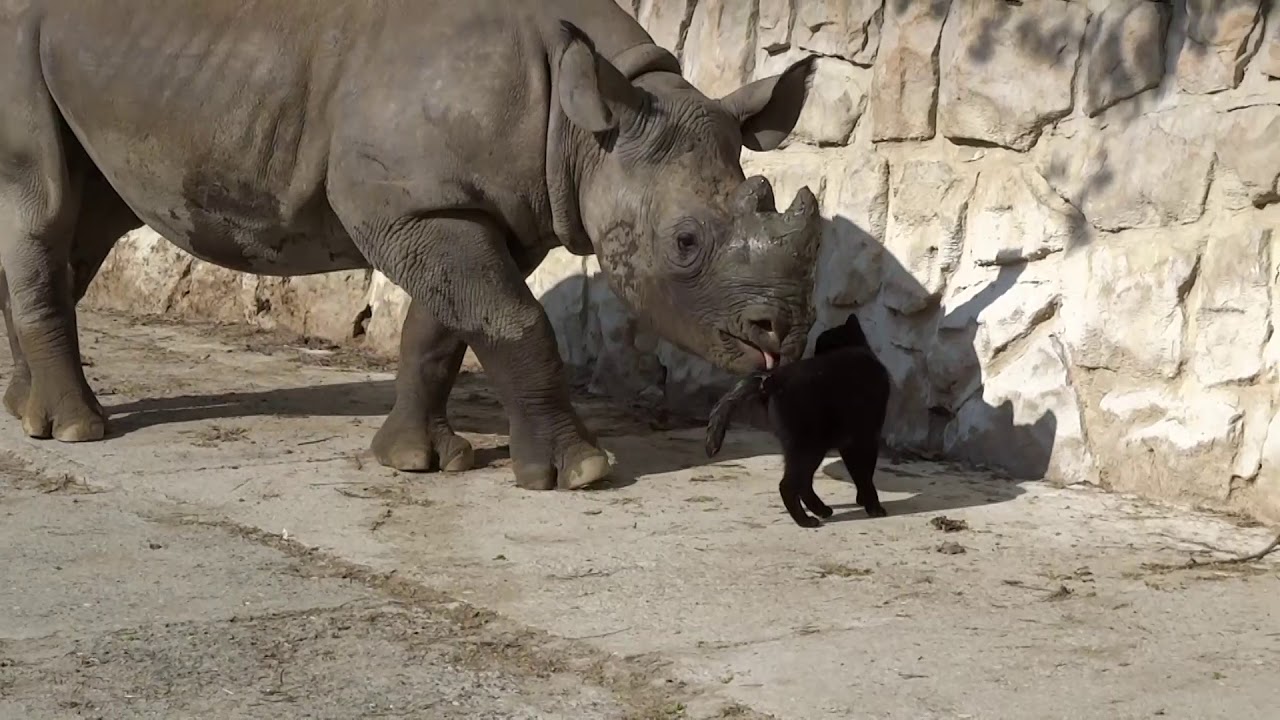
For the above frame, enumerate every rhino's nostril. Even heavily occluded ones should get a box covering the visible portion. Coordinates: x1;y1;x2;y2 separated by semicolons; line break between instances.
745;309;790;355
750;318;775;336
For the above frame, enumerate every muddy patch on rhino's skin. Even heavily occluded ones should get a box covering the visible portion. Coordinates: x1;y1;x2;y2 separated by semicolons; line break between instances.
179;171;365;274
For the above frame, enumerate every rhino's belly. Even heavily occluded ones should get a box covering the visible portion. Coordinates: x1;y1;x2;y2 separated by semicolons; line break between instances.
89;153;369;278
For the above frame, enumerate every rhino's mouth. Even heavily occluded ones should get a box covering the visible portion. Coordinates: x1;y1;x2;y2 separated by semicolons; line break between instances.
719;330;779;371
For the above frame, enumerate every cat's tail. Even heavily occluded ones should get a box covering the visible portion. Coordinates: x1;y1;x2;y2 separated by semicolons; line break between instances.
705;372;768;457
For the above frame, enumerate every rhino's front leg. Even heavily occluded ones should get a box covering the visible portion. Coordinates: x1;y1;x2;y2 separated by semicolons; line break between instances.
372;299;475;472
346;211;611;491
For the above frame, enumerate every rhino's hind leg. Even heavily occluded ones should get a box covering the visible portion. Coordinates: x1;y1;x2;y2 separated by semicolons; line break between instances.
339;209;611;490
0;71;107;440
0;269;32;420
372;299;475;472
1;169;138;428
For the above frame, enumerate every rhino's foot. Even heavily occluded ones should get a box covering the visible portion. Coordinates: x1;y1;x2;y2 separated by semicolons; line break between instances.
372;414;474;473
4;375;30;420
18;382;107;442
512;441;612;491
559;443;613;490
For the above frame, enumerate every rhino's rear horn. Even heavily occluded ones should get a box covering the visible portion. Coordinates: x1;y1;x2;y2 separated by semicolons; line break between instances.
732;175;777;216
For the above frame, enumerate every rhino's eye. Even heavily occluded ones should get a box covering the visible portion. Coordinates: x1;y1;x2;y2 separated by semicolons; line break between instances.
667;221;706;273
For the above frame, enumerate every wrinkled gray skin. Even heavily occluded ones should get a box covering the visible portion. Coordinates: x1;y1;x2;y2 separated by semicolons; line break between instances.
0;0;821;490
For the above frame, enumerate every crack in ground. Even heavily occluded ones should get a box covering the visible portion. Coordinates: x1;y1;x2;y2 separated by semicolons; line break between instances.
141;510;779;720
119;452;370;477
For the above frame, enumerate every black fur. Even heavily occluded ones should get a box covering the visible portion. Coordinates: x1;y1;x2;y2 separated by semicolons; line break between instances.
705;312;890;528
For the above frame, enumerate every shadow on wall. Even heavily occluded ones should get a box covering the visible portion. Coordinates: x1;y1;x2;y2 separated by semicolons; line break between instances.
817;215;1057;491
801;0;1240;256
530;210;1056;516
581;0;1256;509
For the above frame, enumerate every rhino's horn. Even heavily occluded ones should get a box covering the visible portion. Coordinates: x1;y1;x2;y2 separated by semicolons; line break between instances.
732;175;777;216
784;185;818;221
779;185;820;249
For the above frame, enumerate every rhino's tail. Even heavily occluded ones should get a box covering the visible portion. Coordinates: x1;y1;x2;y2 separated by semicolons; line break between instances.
705;372;768;458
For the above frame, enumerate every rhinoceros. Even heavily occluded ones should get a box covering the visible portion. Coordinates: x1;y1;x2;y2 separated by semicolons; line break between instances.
0;0;822;491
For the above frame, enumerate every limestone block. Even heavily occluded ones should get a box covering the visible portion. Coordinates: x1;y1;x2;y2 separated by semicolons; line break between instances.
924;327;981;416
1256;410;1280;519
164;261;254;328
1264;234;1280;384
1215;105;1280;208
1039;115;1214;232
882;160;977;315
1260;4;1280;78
814;154;889;313
87;228;370;347
584;260;667;399
793;0;882;66
1097;387;1244;502
683;0;756;98
656;340;736;411
871;0;949;142
928;257;1060;415
1080;0;1171;117
938;0;1088;151
755;45;810;83
83;228;195;316
528;249;595;370
973;272;1060;363
363;273;411;358
247;271;374;345
636;0;696;55
758;0;794;53
1063;232;1200;379
1192;228;1272;387
753;0;805;83
1176;0;1264;94
853;302;931;449
939;260;1061;362
945;334;1097;485
739;149;830;213
1232;393;1272;483
790;57;867;147
966;164;1082;265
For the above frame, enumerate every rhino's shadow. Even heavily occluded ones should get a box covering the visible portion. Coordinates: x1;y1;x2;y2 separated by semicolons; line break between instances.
808;213;1060;517
567;211;1063;516
480;210;1059;512
102;211;1062;508
102;365;751;482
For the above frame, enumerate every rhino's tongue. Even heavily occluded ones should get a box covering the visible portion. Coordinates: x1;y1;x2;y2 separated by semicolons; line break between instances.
764;352;778;370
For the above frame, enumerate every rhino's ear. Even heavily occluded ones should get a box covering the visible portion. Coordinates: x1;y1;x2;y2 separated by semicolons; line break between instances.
556;20;641;134
720;56;816;152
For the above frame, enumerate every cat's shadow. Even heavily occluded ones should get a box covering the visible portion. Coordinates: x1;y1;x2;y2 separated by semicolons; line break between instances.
815;455;1025;523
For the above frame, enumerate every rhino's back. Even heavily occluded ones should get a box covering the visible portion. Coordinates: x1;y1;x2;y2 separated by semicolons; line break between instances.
19;0;651;275
26;0;369;272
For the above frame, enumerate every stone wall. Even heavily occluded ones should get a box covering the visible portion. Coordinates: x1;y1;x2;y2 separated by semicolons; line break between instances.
82;0;1280;522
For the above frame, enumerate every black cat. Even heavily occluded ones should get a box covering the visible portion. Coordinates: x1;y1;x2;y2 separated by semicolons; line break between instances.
706;312;890;527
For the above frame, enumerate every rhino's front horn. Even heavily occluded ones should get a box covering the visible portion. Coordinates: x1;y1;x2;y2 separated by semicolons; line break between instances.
785;185;818;221
732;175;778;216
781;185;820;240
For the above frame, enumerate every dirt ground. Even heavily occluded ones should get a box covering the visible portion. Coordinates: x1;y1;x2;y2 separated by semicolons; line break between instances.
2;310;1278;720
0;460;643;719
